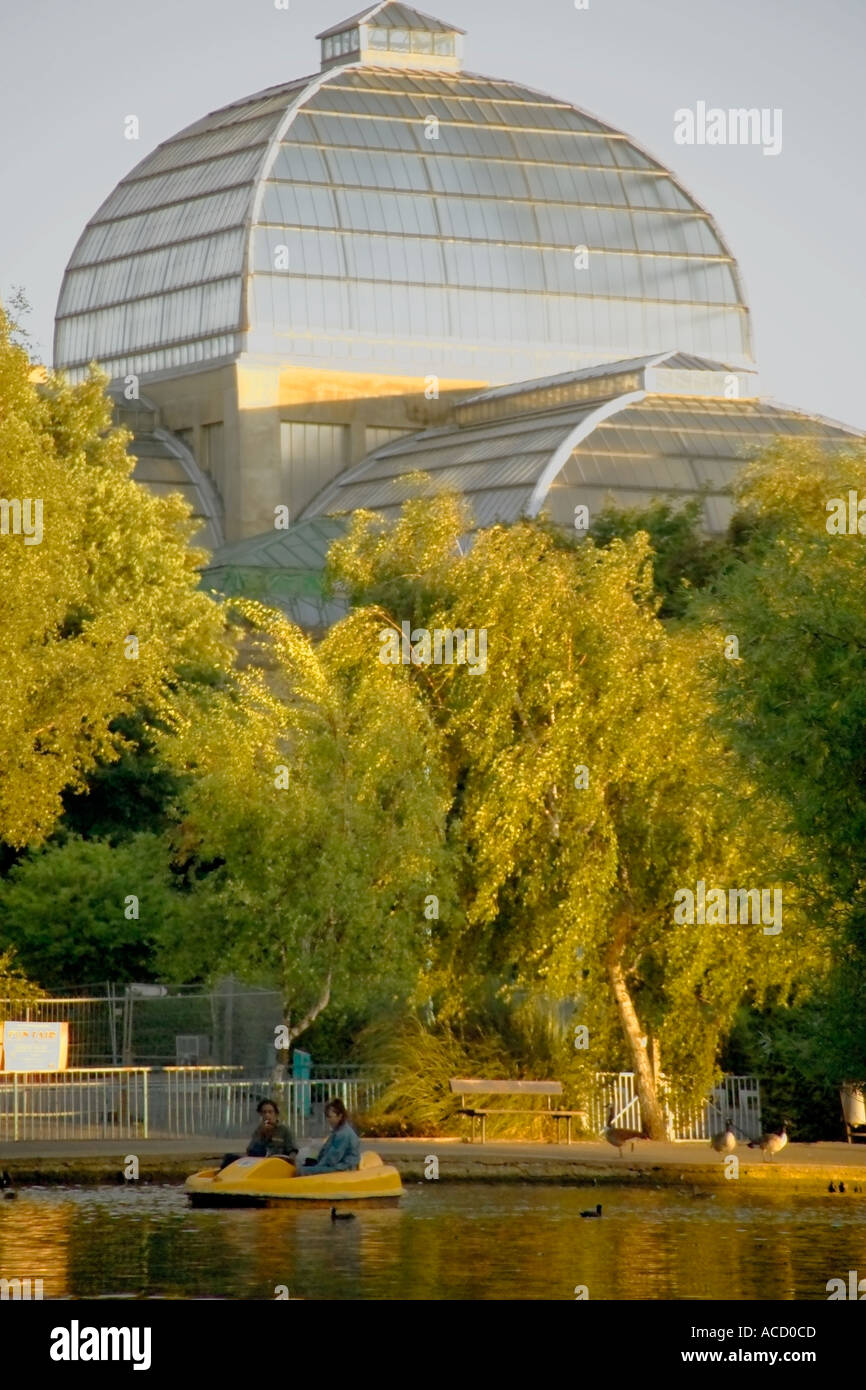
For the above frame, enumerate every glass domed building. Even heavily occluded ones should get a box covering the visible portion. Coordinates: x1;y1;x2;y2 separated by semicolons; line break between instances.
55;3;861;616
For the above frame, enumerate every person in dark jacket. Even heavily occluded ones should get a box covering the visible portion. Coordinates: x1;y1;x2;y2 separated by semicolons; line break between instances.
297;1099;361;1175
219;1098;298;1171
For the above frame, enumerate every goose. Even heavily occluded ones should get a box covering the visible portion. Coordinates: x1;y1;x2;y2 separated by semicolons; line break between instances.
748;1124;787;1160
603;1105;643;1155
710;1121;737;1155
330;1206;355;1221
829;1182;837;1193
579;1203;603;1218
839;1181;846;1193
0;1170;15;1199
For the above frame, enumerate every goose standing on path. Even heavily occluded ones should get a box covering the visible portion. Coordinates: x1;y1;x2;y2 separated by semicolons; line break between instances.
603;1105;643;1156
748;1124;787;1161
710;1121;737;1155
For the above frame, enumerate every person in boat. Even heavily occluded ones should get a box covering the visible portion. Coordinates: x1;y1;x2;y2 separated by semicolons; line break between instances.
297;1099;361;1175
219;1098;298;1171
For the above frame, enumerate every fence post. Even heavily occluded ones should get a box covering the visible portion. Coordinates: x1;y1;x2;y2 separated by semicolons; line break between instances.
13;1073;18;1142
142;1070;149;1140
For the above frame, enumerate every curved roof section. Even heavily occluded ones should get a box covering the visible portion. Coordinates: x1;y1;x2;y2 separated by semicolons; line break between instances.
300;357;862;534
113;392;224;549
55;11;753;383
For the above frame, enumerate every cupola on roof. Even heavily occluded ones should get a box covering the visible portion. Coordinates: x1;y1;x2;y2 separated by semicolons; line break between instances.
317;4;465;71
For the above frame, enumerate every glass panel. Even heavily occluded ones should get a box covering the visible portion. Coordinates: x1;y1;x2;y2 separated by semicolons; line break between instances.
138;115;279;175
368;26;389;48
389;29;411;51
411;31;433;52
323;36;333;58
433;33;455;54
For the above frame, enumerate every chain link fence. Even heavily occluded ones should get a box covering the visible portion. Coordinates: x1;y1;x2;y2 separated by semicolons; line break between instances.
0;979;285;1069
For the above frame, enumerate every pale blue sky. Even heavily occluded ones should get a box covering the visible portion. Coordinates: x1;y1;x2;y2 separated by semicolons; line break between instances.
1;0;863;426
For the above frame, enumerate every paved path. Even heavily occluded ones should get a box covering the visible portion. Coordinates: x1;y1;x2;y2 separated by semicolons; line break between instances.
374;1137;866;1168
2;1136;866;1189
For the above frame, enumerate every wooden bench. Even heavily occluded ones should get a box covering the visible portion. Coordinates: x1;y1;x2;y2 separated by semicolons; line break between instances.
449;1078;588;1144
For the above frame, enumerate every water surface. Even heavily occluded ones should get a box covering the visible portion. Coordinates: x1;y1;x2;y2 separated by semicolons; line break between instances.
1;1183;864;1300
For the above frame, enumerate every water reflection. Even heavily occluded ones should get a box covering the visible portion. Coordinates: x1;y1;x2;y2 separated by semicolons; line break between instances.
1;1184;865;1300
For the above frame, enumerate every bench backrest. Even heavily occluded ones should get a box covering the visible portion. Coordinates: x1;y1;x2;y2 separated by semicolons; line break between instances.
449;1078;563;1097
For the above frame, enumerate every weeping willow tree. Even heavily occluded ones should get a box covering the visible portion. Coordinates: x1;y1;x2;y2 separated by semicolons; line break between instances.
327;496;820;1137
157;600;452;1080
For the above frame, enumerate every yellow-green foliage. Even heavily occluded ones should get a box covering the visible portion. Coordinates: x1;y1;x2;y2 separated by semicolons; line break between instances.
358;1013;595;1138
0;949;46;1017
0;312;232;847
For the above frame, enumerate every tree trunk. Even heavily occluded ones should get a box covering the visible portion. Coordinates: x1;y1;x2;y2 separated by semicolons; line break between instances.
607;928;668;1141
270;972;333;1087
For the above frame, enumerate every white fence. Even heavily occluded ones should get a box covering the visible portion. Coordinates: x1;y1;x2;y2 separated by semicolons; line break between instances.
0;1068;387;1142
0;1066;760;1144
592;1072;762;1142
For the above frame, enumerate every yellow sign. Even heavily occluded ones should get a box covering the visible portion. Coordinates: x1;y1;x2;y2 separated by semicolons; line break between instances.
1;1022;69;1072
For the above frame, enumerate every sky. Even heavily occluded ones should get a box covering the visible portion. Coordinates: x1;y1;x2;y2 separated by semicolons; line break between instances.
1;0;863;427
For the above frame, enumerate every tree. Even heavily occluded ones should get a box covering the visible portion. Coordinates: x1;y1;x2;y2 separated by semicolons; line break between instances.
588;496;731;618
0;310;231;848
699;440;866;1081
327;499;811;1136
157;602;452;1070
0;948;46;1009
0;834;173;988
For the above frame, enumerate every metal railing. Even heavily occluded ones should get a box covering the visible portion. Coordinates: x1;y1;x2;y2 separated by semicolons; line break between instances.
0;1069;388;1142
0;1069;150;1141
0;1066;758;1144
592;1072;762;1142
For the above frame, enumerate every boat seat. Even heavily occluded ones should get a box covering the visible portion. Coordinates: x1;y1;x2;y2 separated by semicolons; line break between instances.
359;1151;383;1169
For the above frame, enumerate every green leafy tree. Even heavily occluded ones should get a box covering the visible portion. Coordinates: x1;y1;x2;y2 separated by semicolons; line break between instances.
328;499;814;1136
0;948;46;1007
0;834;172;988
589;496;730;618
699;440;866;1083
157;603;452;1068
0;310;231;848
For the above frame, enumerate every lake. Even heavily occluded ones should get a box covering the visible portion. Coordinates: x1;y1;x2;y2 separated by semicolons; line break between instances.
0;1183;863;1300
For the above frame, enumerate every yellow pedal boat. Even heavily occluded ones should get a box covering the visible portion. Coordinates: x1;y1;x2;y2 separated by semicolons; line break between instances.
185;1151;403;1206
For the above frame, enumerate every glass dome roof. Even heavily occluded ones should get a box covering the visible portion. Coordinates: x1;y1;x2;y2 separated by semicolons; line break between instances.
55;7;753;384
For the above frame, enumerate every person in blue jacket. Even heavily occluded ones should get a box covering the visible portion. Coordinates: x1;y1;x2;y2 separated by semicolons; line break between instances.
298;1098;361;1175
